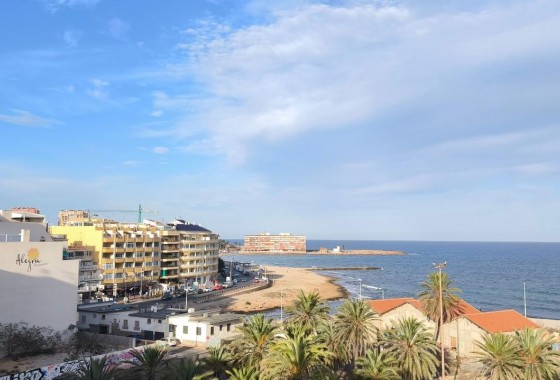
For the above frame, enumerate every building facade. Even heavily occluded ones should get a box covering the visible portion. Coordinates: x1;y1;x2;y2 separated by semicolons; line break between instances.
243;233;306;253
50;218;220;297
0;212;79;332
77;303;242;347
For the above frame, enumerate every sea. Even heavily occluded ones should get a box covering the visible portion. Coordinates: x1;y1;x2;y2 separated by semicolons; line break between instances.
223;240;560;320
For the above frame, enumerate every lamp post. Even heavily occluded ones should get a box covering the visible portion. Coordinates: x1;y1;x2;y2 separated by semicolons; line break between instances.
523;282;527;317
434;261;447;380
280;283;284;322
347;276;363;300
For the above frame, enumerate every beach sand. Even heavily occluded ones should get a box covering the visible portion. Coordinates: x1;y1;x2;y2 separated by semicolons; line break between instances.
197;265;347;313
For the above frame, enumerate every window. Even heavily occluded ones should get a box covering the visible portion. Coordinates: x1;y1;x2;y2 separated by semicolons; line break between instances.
158;320;162;324
219;325;223;331
196;327;201;336
81;315;86;323
450;336;457;349
134;321;140;331
227;323;231;332
183;326;188;334
122;319;128;329
210;326;215;335
147;319;151;325
101;315;106;320
93;314;97;319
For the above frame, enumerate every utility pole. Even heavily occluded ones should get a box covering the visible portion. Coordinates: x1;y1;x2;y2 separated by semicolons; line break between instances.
524;282;527;317
434;261;447;380
280;284;283;322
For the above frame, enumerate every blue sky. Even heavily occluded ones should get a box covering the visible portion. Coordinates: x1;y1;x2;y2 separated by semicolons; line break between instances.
1;0;559;242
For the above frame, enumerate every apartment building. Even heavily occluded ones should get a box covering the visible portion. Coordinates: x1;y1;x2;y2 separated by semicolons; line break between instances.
50;217;220;296
63;245;102;302
243;232;306;253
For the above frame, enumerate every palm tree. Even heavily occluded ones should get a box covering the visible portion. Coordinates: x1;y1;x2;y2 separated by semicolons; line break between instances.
125;346;167;380
164;358;212;380
515;328;560;380
474;332;523;380
333;298;378;367
225;366;259;380
418;271;462;340
355;349;399;380
261;325;332;380
201;344;231;380
63;356;119;380
230;313;277;369
316;321;347;371
285;290;330;333
382;317;440;380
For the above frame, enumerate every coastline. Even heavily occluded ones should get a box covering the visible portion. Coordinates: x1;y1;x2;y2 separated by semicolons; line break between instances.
227;249;405;256
198;265;347;314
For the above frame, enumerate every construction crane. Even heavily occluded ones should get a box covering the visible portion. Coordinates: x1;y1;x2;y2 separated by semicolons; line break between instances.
88;204;159;223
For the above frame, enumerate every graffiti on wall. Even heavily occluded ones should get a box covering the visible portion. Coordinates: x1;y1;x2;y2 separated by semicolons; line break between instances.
1;346;146;380
0;368;45;380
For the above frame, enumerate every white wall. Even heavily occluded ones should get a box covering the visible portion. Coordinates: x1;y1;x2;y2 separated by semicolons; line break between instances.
170;315;241;346
0;242;79;332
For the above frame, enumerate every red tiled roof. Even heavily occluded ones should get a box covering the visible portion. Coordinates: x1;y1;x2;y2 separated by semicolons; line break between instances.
464;309;539;333
366;298;423;315
456;299;481;316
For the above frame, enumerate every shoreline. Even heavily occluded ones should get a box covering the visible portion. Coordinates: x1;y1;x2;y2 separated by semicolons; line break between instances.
224;249;405;256
198;265;348;314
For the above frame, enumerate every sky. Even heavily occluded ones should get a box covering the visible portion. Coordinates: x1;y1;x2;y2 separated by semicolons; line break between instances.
1;0;559;242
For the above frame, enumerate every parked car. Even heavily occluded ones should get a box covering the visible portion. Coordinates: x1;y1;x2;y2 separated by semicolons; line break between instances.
212;284;224;291
156;337;180;347
161;293;173;301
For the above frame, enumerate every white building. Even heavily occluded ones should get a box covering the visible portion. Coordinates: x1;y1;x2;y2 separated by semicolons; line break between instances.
77;303;243;347
0;211;80;332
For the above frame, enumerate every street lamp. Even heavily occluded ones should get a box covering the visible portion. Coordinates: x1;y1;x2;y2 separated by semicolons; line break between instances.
523;282;527;317
433;261;447;380
347;276;363;300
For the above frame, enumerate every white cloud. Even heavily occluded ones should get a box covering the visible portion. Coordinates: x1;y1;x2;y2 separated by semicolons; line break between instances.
43;0;100;13
150;110;163;117
63;29;82;47
108;18;131;40
161;1;560;166
0;109;61;127
152;146;169;155
87;79;109;99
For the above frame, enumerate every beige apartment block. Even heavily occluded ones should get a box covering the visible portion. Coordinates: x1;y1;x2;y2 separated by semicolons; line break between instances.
243;232;306;253
50;217;220;296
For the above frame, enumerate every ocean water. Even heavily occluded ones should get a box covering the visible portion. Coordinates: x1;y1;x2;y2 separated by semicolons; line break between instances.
224;240;560;319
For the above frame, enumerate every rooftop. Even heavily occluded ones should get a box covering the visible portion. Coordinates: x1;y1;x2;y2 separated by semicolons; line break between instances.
366;297;423;315
463;309;539;333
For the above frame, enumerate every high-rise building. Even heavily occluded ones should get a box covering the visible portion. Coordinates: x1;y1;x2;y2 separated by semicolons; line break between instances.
50;217;220;296
243;232;306;253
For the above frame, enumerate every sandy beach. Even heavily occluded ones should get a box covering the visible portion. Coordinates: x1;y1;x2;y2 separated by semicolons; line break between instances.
198;265;347;313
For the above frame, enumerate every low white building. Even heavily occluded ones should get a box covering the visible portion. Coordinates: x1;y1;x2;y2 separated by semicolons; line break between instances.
0;211;80;332
77;303;243;347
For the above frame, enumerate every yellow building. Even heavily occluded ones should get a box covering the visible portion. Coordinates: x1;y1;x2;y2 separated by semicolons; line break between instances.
50;218;220;296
